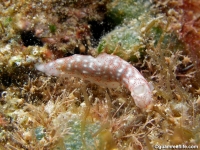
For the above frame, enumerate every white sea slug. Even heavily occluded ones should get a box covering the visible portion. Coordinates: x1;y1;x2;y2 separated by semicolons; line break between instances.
35;53;153;108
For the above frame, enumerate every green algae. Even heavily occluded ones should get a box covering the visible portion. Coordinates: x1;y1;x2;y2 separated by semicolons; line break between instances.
107;0;151;25
35;126;45;140
63;120;100;150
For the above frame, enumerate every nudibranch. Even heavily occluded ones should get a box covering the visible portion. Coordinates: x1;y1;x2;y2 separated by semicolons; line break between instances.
35;53;153;108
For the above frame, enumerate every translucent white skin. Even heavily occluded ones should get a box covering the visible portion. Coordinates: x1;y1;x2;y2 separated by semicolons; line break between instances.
35;53;153;108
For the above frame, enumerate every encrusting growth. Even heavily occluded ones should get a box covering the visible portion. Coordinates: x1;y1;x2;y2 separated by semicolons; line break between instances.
35;53;153;108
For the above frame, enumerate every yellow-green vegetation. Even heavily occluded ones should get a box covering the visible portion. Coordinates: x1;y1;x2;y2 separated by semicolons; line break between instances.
145;27;200;147
106;0;151;25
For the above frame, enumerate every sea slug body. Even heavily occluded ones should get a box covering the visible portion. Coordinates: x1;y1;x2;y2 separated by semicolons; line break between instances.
35;53;153;108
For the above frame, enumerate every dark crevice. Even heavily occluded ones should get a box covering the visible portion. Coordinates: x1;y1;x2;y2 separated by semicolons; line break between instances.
74;46;81;54
21;31;43;47
88;16;116;47
1;74;12;87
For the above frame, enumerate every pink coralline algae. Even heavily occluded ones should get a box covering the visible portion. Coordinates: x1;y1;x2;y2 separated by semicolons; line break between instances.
35;53;153;108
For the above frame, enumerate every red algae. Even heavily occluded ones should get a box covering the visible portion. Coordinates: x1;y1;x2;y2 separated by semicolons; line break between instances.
172;0;200;64
154;0;200;86
175;0;200;87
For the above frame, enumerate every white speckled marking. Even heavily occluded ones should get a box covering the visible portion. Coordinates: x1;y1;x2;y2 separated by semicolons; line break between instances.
35;53;153;108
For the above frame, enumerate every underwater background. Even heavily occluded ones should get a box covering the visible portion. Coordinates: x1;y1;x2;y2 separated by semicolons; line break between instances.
0;0;200;149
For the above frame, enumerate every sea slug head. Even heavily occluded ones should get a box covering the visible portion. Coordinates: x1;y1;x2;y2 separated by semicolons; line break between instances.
35;63;45;72
35;63;61;76
131;83;153;109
